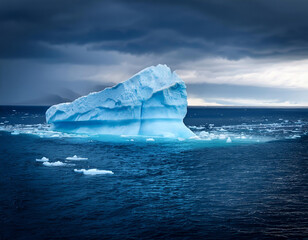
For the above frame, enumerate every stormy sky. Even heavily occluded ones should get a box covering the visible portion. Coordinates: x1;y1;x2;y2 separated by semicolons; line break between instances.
1;0;308;106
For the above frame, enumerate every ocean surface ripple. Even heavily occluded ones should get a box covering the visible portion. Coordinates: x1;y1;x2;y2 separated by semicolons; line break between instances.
0;106;307;239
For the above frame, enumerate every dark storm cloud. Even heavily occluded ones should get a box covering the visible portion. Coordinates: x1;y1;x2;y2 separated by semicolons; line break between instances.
1;0;308;61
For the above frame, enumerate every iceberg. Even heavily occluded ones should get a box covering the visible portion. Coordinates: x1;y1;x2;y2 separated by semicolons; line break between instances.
46;64;195;138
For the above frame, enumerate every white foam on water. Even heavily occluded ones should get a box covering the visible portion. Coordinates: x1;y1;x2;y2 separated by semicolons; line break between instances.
0;118;307;145
66;155;88;161
36;157;49;162
43;161;67;167
74;169;114;175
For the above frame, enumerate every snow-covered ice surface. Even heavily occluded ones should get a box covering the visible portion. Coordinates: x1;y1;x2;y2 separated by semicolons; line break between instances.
46;64;195;138
74;169;114;175
66;155;88;161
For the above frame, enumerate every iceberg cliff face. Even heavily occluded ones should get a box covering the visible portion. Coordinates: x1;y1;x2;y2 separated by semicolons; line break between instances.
46;64;195;138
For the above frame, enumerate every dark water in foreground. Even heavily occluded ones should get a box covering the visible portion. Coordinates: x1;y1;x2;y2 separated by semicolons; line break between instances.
0;106;308;239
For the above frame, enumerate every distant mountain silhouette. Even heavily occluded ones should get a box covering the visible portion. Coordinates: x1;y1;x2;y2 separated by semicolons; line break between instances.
59;88;81;101
14;86;114;106
19;94;71;106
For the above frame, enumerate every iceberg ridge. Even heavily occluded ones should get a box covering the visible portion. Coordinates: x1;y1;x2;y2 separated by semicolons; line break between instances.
46;64;195;138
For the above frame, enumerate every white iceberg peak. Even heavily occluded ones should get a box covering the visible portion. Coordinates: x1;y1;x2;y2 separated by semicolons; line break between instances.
46;64;195;139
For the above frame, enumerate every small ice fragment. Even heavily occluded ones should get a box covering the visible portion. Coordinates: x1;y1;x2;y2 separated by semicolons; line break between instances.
146;138;155;142
218;134;227;140
66;155;88;161
189;135;201;140
177;137;185;141
199;131;209;138
36;157;49;162
51;134;60;137
11;131;20;135
226;137;232;143
74;169;114;175
43;161;66;167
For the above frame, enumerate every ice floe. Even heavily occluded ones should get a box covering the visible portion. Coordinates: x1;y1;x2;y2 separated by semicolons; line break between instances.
74;169;114;175
36;157;49;162
66;155;88;161
43;161;67;167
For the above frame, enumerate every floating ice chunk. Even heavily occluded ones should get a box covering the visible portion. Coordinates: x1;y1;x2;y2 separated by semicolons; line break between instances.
189;126;204;130
66;155;88;161
189;135;201;140
146;138;155;142
226;137;232;143
51;134;62;138
199;131;209;138
36;157;49;162
74;169;114;175
177;137;185;141
218;134;227;140
11;131;20;135
43;161;67;167
46;64;195;138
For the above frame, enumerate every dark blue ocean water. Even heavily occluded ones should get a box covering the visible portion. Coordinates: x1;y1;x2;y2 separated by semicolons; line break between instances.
0;106;308;239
